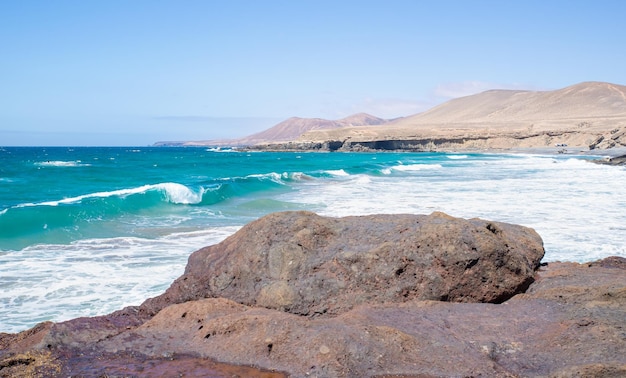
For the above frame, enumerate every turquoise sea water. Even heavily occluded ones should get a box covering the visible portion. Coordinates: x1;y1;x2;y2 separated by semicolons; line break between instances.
1;147;625;332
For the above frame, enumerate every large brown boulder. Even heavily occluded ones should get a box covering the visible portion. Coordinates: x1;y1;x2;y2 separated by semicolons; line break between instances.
141;211;545;317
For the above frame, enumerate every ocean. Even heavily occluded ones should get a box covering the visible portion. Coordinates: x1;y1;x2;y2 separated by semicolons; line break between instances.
1;146;625;333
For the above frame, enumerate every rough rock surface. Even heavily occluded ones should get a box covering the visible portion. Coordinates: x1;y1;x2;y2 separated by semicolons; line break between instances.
2;212;625;377
595;153;626;166
141;211;545;317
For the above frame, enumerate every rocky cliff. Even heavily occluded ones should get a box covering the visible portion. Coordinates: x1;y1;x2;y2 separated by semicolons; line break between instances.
248;127;626;152
1;212;625;377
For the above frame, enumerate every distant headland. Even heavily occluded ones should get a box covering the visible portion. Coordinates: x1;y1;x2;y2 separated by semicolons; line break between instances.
155;81;626;154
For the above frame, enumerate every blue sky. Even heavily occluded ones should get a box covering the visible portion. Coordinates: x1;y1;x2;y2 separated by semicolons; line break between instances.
1;1;625;146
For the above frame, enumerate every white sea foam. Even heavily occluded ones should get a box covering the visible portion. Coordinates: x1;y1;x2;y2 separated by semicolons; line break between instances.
446;154;468;159
35;160;91;167
285;155;626;263
283;172;312;181
0;227;239;333
325;169;350;176
205;147;236;152
248;172;285;184
386;163;443;172
158;182;205;204
14;182;204;208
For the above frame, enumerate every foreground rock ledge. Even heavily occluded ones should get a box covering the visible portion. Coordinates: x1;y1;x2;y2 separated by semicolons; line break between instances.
2;212;625;377
143;211;545;317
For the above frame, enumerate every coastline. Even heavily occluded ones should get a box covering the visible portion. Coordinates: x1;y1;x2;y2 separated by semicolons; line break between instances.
241;140;626;163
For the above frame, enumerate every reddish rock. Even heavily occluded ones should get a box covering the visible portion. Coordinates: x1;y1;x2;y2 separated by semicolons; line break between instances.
2;212;625;377
142;211;545;316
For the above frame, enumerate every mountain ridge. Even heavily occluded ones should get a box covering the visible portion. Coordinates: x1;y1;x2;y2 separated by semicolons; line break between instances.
157;81;626;150
170;112;388;147
391;81;626;125
293;81;626;151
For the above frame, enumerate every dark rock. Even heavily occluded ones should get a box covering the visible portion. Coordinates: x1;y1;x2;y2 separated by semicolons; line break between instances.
590;255;626;269
141;211;544;317
3;213;625;377
595;154;626;166
3;258;625;377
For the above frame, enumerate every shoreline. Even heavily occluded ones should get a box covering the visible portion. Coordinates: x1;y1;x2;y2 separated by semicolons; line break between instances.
241;142;626;161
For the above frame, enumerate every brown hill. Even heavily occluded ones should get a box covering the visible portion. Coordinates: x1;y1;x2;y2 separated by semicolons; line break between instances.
163;82;626;150
395;81;626;125
180;113;387;146
236;113;387;144
297;81;626;150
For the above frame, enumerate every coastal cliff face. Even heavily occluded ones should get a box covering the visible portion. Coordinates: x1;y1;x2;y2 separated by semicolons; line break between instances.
248;124;626;152
2;212;625;377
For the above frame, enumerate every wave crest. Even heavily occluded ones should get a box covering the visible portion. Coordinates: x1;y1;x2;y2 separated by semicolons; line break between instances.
35;160;91;167
157;183;204;204
15;182;204;208
325;169;349;176
381;163;443;174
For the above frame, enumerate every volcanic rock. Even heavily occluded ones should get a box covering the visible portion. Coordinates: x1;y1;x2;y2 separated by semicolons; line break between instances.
3;212;625;377
2;258;625;377
141;211;545;317
595;153;626;166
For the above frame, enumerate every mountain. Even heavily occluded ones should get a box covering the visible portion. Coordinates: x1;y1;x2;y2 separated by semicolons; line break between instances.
160;82;626;150
296;81;626;150
393;81;626;125
173;113;388;146
232;113;387;145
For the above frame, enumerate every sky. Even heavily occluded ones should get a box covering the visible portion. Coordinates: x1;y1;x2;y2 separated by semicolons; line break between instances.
1;1;625;146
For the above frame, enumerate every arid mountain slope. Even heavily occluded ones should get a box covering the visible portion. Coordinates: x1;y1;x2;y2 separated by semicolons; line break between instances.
395;81;626;125
179;113;387;146
165;82;626;150
296;82;626;150
239;112;386;144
